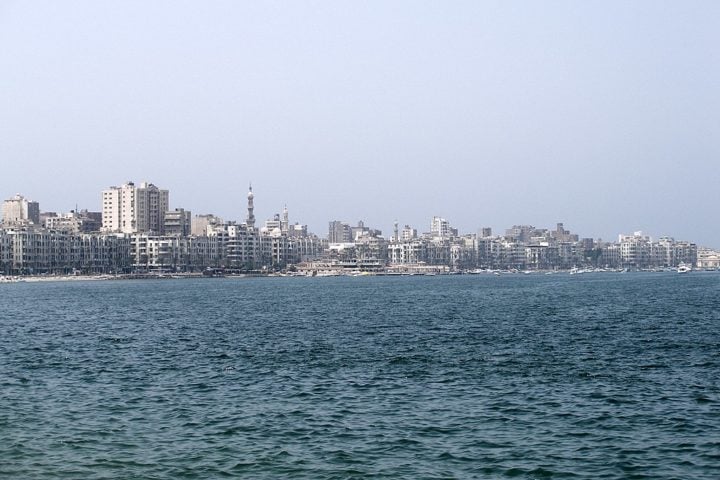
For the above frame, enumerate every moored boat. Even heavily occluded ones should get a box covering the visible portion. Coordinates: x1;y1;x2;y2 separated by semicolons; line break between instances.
677;262;692;274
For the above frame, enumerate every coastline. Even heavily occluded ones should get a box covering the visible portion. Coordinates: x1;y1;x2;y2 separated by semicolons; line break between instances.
1;267;717;284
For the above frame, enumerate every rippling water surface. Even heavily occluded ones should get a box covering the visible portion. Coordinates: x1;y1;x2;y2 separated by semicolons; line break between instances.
1;273;719;479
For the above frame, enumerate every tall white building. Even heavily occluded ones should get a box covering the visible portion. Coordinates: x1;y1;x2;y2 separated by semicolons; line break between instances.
102;181;169;234
431;216;450;238
2;194;40;225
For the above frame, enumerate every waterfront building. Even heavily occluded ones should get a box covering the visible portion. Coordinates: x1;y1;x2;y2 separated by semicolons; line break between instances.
525;244;550;270
653;237;676;266
102;181;169;234
293;235;326;262
2;194;40;225
187;234;224;270
476;236;494;267
556;242;578;269
0;231;12;273
387;238;426;264
353;232;388;264
451;235;477;270
0;225;131;274
505;241;528;269
426;238;452;265
672;241;698;267
600;242;621;268
259;228;294;268
618;232;652;267
226;223;259;269
697;248;720;269
77;234;132;273
257;204;321;266
128;234;216;272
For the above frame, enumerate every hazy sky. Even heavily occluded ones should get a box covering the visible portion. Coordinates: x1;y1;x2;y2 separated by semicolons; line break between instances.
1;1;719;245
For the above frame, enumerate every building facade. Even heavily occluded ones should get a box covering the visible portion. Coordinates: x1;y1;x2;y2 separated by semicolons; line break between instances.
2;194;40;225
102;181;169;234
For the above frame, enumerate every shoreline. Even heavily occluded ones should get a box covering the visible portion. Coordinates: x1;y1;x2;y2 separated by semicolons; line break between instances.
2;267;717;284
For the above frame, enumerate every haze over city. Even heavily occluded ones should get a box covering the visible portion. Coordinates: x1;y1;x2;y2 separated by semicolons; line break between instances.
1;1;718;246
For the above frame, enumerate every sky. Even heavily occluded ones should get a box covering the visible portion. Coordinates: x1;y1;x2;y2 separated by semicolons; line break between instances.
1;1;719;246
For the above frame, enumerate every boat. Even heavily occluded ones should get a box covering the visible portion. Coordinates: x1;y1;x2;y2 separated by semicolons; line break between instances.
677;262;692;274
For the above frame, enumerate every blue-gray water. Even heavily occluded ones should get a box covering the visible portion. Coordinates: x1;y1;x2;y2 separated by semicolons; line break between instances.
1;273;719;479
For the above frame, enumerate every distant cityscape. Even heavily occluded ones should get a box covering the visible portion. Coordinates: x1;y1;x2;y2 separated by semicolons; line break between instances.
0;181;718;275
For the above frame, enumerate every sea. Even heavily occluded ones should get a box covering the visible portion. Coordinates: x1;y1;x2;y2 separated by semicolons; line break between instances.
1;273;719;479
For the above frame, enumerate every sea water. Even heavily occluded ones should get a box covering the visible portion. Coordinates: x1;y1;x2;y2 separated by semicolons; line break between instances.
1;273;719;478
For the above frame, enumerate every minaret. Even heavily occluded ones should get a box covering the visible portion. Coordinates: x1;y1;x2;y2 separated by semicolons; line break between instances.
281;205;289;234
246;183;255;229
393;221;399;242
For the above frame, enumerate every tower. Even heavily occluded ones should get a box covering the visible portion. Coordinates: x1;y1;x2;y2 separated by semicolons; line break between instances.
281;205;289;235
246;184;255;229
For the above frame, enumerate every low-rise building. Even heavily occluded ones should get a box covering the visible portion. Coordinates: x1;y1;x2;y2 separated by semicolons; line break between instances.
164;208;192;236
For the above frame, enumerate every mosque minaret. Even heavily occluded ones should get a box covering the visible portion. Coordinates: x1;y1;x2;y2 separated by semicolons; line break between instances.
246;183;256;229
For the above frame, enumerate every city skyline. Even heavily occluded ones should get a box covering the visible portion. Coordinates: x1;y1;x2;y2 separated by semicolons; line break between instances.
2;2;719;245
0;177;708;275
0;181;712;248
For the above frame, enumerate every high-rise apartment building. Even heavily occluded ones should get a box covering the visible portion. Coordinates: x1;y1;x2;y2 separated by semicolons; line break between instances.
102;181;169;234
431;216;451;238
328;220;351;243
2;194;40;225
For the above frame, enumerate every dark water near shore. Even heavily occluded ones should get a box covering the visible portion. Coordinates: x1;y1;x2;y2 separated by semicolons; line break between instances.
1;273;719;479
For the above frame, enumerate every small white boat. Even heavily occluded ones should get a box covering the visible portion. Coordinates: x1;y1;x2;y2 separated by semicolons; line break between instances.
677;262;692;274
